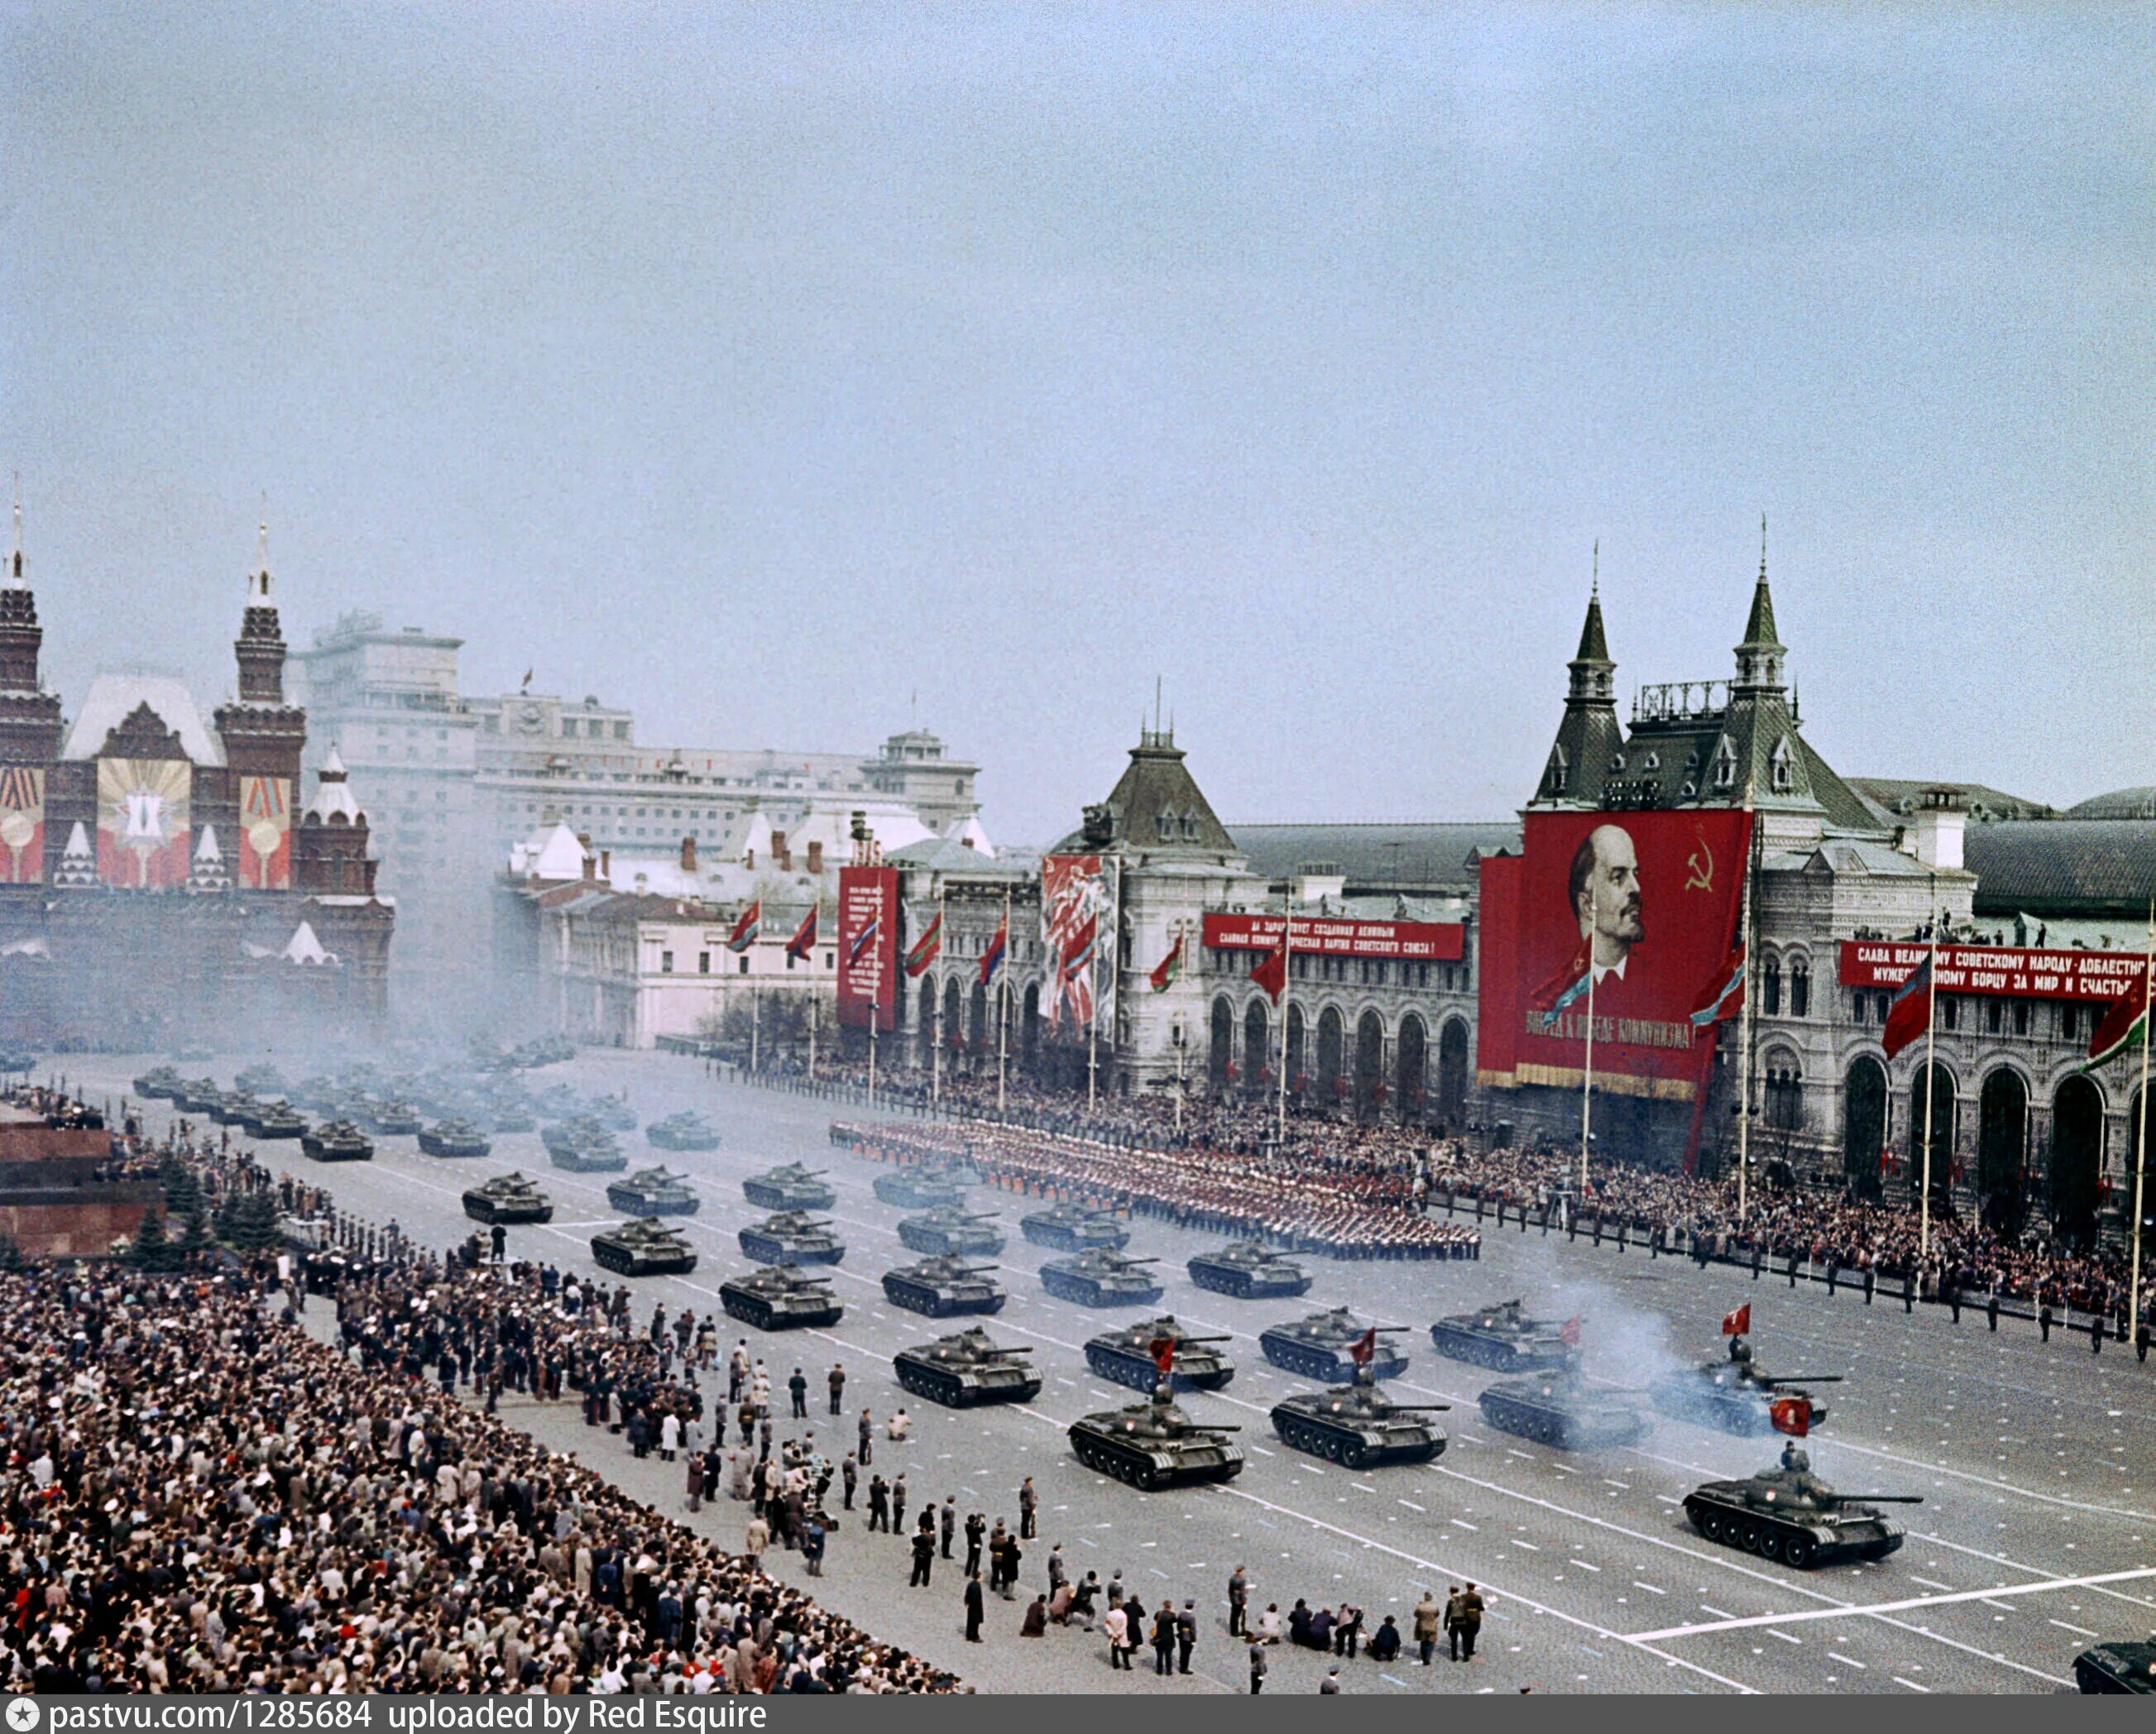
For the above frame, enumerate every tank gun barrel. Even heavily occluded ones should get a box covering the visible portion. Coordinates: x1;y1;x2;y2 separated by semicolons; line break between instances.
1167;1334;1234;1346
1116;1257;1162;1267
961;1265;1000;1275
1382;1403;1452;1412
1849;1494;1924;1504
1761;1374;1844;1385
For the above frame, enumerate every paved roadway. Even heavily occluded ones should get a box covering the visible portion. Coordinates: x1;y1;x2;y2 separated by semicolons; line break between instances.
69;1049;2156;1695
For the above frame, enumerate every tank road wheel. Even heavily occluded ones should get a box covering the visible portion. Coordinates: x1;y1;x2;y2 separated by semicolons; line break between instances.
1341;1440;1368;1471
1322;1434;1344;1463
1781;1535;1814;1570
1694;1510;1722;1542
1737;1521;1763;1554
1134;1463;1162;1492
1756;1528;1783;1563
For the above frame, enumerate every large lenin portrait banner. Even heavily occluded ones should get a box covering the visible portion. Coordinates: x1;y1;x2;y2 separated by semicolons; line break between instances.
836;864;898;1032
96;758;192;889
1477;809;1752;1101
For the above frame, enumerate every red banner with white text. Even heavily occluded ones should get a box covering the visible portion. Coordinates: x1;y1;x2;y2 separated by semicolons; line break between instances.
1201;913;1464;962
836;865;898;1032
1840;942;2146;1004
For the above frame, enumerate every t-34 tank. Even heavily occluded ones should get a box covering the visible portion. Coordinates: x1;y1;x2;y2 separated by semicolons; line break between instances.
1067;1382;1244;1492
897;1207;1004;1257
1477;1368;1651;1449
174;1078;223;1115
417;1118;494;1159
1019;1202;1130;1252
542;1118;629;1172
882;1257;1007;1318
1683;1446;1919;1569
363;1099;423;1138
1186;1241;1312;1300
591;1218;699;1277
646;1109;721;1152
1259;1311;1410;1383
737;1210;846;1266
1271;1365;1449;1468
1085;1317;1236;1393
132;1066;183;1100
300;1119;375;1163
872;1167;971;1210
743;1163;837;1212
1650;1337;1839;1436
462;1171;554;1225
240;1102;309;1141
1430;1299;1575;1372
606;1167;702;1216
894;1327;1041;1406
208;1091;256;1128
2074;1640;2156;1694
720;1265;845;1330
1038;1251;1163;1308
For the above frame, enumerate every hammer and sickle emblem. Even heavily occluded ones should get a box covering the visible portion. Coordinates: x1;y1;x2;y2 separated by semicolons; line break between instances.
1684;827;1715;892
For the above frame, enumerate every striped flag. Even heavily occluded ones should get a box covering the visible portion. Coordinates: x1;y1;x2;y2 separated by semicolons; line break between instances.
784;907;818;963
978;913;1008;987
726;900;761;954
1689;944;1746;1029
846;915;880;966
2083;982;2149;1071
1148;928;1185;994
904;912;943;978
1881;954;1933;1059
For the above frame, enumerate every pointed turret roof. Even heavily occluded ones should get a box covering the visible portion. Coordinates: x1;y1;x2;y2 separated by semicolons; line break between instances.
1575;583;1611;664
1052;726;1241;860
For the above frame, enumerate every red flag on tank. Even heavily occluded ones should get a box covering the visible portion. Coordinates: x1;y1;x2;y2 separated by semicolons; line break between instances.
1559;1316;1583;1348
1349;1327;1377;1367
1721;1303;1751;1337
1769;1396;1811;1439
1148;1335;1176;1377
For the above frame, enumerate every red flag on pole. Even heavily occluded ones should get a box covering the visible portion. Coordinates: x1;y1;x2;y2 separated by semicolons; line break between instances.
1721;1303;1751;1338
1148;1335;1176;1377
1559;1316;1583;1348
784;907;817;963
726;900;761;954
1881;954;1934;1059
1769;1395;1811;1439
1250;937;1287;1005
1349;1327;1377;1368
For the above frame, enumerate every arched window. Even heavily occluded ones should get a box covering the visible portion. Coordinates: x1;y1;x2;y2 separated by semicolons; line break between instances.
1764;1054;1803;1130
1761;958;1782;1017
1714;737;1737;789
1770;735;1795;793
1545;745;1568;795
1789;959;1809;1018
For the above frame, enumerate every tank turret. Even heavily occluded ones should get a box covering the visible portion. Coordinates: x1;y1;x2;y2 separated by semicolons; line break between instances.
462;1171;554;1226
719;1265;845;1330
743;1162;836;1211
646;1109;721;1152
896;1206;1005;1257
1186;1240;1312;1300
1430;1299;1575;1372
591;1218;698;1277
1019;1202;1131;1253
174;1078;223;1114
872;1167;972;1210
132;1066;183;1100
1258;1310;1410;1383
362;1099;423;1138
1084;1316;1236;1392
240;1101;309;1141
418;1117;494;1159
894;1327;1041;1406
607;1166;702;1216
1477;1366;1651;1449
208;1090;256;1127
300;1119;375;1163
1068;1382;1244;1492
738;1210;846;1267
542;1117;629;1172
1650;1334;1840;1435
882;1257;1008;1318
1271;1364;1449;1468
1038;1251;1164;1308
1683;1449;1919;1569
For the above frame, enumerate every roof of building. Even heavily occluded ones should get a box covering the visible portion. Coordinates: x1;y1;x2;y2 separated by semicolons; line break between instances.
884;835;1023;876
1963;820;2156;918
61;673;224;765
304;750;367;825
1227;821;1521;891
2065;786;2156;821
1848;777;2060;825
1049;729;1241;861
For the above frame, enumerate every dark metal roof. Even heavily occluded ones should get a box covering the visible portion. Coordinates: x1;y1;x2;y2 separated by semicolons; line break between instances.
1849;777;2060;825
1963;820;2156;918
1226;821;1520;892
2066;786;2156;821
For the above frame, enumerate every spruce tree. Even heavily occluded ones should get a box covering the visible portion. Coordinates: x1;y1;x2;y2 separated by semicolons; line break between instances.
128;1211;174;1272
223;1190;281;1256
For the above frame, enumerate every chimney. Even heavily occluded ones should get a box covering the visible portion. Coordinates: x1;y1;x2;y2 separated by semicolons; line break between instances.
806;840;823;875
1909;788;1966;871
680;835;697;874
577;832;595;880
600;848;612;881
773;830;792;873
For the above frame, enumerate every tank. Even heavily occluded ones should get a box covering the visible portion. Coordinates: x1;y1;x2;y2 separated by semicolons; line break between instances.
0;1051;33;1075
893;1327;1042;1406
542;1118;629;1172
174;1078;224;1115
1272;1366;1449;1468
2075;1641;2156;1694
239;1102;309;1141
208;1091;256;1127
1259;1311;1410;1383
1019;1202;1130;1253
462;1172;555;1225
607;1166;702;1216
1430;1299;1574;1372
300;1119;375;1163
1186;1241;1312;1300
486;1103;537;1134
896;1207;1004;1257
234;1064;288;1097
132;1066;183;1099
363;1099;423;1138
1477;1368;1651;1449
737;1210;846;1266
1683;1446;1919;1569
418;1118;495;1159
1650;1337;1840;1436
591;1218;699;1277
1039;1251;1164;1308
1085;1317;1236;1393
743;1163;838;1212
646;1109;719;1151
872;1168;970;1210
882;1257;1007;1318
533;1084;583;1120
587;1097;638;1133
719;1265;845;1330
1067;1382;1245;1492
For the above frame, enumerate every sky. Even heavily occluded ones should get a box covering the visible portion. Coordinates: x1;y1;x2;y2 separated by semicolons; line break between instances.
1;3;2149;845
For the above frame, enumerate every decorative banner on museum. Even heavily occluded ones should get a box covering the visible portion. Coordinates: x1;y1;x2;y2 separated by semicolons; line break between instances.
836;865;898;1032
1200;913;1465;962
1840;941;2146;1005
1041;854;1108;1027
1477;809;1754;1100
0;766;44;884
238;774;292;890
96;757;192;889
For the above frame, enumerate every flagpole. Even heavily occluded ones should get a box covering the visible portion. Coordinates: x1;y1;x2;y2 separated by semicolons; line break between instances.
2130;899;2154;1349
750;981;759;1077
808;989;817;1082
997;884;1012;1123
1579;953;1596;1197
932;888;945;1113
1919;872;1940;1262
1276;913;1294;1152
1735;790;1758;1225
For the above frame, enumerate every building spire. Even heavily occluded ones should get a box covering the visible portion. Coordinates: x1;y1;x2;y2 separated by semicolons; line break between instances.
1733;516;1786;692
7;473;22;588
252;496;271;602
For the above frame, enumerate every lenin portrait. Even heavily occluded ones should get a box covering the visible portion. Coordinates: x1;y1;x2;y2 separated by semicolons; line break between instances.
1567;822;1645;981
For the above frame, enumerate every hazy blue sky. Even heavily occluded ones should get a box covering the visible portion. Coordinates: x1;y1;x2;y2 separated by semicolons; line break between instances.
2;3;2149;844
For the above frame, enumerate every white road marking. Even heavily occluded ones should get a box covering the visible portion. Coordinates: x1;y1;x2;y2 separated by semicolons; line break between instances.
1627;1568;2156;1642
1892;1677;1930;1693
2048;1618;2099;1637
1829;1654;1867;1669
1908;1576;1953;1591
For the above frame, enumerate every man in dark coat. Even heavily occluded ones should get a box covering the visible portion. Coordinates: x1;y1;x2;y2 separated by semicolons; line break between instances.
963;1571;985;1643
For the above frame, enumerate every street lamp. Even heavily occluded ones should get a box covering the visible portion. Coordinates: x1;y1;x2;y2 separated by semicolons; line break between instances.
1171;1018;1187;1134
